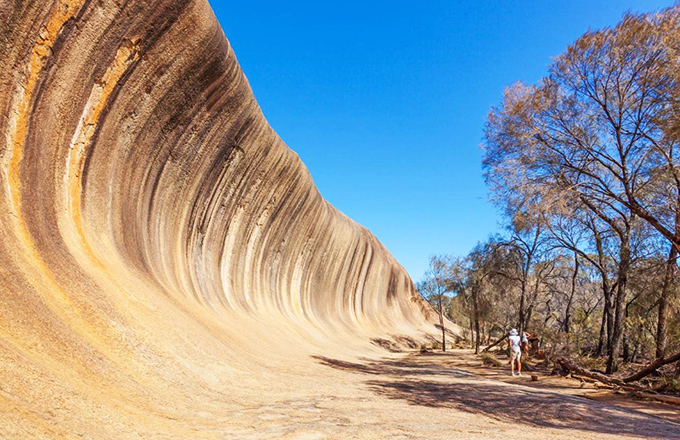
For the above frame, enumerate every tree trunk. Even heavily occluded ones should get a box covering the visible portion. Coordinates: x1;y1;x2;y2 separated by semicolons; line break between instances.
594;226;611;356
525;304;534;331
474;319;481;354
596;279;611;357
606;295;614;352
473;287;481;354
564;252;579;333
607;234;630;374
657;244;677;358
596;306;607;356
437;291;446;352
622;334;631;363
518;279;527;335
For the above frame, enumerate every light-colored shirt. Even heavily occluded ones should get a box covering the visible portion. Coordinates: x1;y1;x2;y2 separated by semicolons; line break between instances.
509;335;521;351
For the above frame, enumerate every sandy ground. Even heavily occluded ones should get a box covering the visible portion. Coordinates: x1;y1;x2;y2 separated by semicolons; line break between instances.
4;342;679;439
125;346;680;440
437;349;680;426
240;348;680;440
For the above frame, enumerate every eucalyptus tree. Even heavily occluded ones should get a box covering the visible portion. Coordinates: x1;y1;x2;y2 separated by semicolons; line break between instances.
465;242;499;354
483;8;680;372
417;255;454;351
543;206;619;353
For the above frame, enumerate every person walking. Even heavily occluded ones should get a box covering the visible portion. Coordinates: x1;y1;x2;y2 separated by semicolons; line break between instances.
508;329;522;376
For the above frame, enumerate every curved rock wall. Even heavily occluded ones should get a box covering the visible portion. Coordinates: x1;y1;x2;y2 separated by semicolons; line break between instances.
0;0;442;436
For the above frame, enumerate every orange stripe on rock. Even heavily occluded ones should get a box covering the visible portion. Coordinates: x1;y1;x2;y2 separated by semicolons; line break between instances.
65;39;140;259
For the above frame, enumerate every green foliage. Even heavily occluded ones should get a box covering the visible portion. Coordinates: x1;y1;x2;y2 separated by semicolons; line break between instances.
662;378;679;392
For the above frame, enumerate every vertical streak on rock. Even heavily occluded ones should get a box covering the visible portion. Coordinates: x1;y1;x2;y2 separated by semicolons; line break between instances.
0;0;92;312
0;0;137;371
64;39;140;260
3;0;85;217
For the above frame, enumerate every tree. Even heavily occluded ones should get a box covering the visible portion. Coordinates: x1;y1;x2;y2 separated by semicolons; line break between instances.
464;243;498;354
449;237;545;354
543;207;619;354
483;8;680;372
417;255;454;351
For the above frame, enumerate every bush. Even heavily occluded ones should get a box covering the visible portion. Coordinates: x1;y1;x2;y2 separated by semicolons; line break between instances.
481;352;502;367
419;343;433;353
656;377;680;392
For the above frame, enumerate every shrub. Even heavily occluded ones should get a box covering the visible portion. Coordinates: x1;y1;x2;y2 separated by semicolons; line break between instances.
481;352;502;367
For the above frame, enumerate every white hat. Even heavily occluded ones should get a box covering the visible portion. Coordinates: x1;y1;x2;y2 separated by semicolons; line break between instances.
509;329;518;336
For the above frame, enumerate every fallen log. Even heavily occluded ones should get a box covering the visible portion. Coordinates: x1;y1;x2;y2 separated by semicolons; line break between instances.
593;382;617;390
571;374;599;384
556;358;672;397
556;358;627;387
482;333;508;352
632;391;680;406
623;350;680;383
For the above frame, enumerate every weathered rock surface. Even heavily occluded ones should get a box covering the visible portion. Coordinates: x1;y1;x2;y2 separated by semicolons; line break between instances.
0;0;443;436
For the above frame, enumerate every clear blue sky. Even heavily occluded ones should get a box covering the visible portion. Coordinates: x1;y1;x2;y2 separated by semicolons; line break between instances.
211;0;672;281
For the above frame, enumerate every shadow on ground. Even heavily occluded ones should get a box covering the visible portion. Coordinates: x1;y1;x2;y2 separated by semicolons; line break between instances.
312;355;680;439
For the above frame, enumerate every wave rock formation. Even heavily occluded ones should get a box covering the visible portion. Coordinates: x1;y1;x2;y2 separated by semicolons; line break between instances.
0;0;443;436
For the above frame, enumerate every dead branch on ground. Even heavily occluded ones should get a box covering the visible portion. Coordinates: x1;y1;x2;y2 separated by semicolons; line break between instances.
482;333;508;352
622;350;680;383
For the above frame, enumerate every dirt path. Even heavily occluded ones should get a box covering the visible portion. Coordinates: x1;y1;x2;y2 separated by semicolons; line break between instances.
431;348;680;426
302;348;680;439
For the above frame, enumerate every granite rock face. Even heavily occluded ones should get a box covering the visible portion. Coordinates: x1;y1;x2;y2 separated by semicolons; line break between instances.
0;0;442;435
